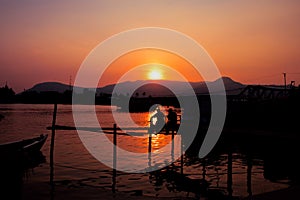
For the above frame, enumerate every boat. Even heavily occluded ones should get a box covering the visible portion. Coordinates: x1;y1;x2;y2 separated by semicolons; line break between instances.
0;134;48;199
0;134;48;176
0;133;48;172
0;134;48;153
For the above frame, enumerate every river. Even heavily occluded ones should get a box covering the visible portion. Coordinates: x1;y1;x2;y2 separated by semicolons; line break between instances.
0;104;293;199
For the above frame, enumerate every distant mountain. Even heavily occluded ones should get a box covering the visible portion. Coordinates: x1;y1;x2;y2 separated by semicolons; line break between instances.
26;82;72;93
100;80;203;97
128;82;177;97
23;77;246;96
194;77;245;95
98;77;246;96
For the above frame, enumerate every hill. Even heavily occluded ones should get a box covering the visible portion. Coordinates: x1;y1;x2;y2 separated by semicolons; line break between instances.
22;77;246;96
27;82;72;93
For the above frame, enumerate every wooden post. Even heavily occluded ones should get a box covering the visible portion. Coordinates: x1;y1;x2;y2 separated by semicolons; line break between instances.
147;128;152;169
171;131;175;164
227;150;233;197
148;151;152;169
247;155;253;197
180;134;184;175
202;158;206;180
112;124;117;193
50;103;57;195
148;132;152;153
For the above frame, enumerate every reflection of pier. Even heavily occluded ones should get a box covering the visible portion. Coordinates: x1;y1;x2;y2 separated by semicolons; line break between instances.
47;94;300;199
110;123;183;193
48;123;272;199
103;124;256;199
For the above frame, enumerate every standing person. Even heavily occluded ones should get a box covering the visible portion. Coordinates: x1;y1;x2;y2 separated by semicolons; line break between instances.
149;106;166;134
166;108;177;134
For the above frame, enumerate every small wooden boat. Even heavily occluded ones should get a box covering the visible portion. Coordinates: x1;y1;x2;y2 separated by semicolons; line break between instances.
0;134;48;153
0;134;48;199
0;134;48;171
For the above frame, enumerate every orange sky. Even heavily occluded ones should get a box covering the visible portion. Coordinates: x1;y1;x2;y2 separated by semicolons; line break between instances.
0;1;300;92
99;49;203;86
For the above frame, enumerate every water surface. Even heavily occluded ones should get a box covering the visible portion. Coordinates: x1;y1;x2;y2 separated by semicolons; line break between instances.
0;104;294;199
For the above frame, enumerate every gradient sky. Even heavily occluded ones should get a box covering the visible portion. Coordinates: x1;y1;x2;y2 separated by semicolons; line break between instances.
1;0;300;92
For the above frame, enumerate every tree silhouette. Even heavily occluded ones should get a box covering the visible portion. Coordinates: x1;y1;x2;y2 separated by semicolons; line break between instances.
0;83;15;103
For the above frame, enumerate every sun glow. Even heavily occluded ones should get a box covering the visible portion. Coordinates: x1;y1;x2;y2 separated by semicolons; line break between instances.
148;70;163;80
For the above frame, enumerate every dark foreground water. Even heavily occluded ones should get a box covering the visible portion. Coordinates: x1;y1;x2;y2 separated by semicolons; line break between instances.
0;104;299;199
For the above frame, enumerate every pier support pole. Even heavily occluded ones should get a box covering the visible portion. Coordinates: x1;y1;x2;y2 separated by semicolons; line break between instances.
227;150;233;198
202;158;206;180
180;133;184;175
112;124;117;193
148;132;152;153
50;103;57;198
148;129;152;170
247;155;253;197
171;130;175;164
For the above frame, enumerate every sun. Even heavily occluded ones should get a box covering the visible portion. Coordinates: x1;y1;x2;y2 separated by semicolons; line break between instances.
148;70;163;80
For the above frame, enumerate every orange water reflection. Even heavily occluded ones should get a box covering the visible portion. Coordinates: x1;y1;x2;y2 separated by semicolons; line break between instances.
97;108;177;153
105;134;173;153
151;134;172;151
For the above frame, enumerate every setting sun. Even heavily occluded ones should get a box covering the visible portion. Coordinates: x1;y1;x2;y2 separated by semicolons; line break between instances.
148;70;163;80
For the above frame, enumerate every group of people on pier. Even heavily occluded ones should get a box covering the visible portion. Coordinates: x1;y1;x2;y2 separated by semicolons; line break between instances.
148;105;178;134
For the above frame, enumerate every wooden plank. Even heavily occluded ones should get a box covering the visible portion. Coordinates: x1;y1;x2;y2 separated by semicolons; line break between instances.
46;125;149;131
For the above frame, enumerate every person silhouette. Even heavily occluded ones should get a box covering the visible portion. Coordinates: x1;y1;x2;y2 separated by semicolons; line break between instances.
149;105;165;134
166;108;177;134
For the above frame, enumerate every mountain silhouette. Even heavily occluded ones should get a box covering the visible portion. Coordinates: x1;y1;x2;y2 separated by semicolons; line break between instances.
27;82;72;93
194;77;245;95
22;77;246;96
